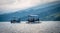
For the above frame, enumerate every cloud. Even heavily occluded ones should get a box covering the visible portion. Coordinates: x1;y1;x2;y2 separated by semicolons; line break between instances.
0;0;57;14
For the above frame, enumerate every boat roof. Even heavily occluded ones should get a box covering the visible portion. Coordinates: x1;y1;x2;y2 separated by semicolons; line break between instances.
29;15;38;16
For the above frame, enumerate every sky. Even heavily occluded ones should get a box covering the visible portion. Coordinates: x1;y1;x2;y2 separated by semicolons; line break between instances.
0;0;58;14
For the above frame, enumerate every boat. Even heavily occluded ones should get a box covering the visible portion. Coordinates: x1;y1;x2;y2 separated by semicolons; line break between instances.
11;17;20;23
27;15;40;23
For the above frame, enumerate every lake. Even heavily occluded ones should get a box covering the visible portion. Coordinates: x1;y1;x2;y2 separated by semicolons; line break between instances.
0;21;60;33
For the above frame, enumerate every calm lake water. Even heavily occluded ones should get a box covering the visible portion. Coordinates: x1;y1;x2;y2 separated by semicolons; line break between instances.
0;21;60;33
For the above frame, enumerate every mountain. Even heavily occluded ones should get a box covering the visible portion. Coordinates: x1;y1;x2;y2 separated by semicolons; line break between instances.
0;1;60;21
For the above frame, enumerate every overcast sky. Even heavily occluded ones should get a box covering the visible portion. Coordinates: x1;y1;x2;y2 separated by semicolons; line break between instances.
0;0;58;14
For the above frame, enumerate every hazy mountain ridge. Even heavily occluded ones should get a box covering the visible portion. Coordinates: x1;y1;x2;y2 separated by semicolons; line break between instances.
0;1;60;21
